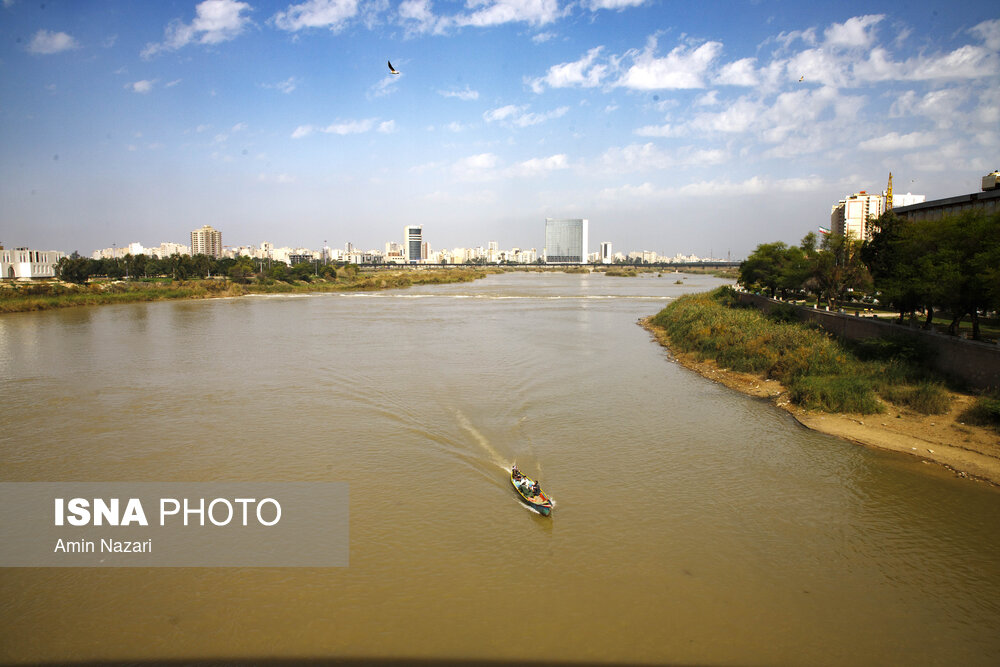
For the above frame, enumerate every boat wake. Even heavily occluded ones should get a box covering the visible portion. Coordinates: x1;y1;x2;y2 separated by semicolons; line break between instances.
455;409;508;471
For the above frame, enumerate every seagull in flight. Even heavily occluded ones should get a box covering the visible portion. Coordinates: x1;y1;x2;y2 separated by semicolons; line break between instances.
388;60;400;75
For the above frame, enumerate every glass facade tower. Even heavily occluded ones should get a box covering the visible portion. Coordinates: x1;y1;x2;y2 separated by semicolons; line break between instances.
404;225;422;263
544;218;588;264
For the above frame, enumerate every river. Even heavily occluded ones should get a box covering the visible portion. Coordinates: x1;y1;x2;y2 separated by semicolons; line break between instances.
1;271;998;665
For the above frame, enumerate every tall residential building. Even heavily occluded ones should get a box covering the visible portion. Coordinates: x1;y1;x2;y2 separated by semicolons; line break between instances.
190;225;223;258
600;242;613;264
404;225;423;263
830;192;884;241
544;218;588;264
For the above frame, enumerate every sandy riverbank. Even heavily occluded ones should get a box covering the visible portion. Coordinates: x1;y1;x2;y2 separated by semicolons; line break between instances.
640;317;1000;487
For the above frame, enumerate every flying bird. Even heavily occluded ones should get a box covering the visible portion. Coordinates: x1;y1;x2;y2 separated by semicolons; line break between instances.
388;60;399;75
798;76;804;82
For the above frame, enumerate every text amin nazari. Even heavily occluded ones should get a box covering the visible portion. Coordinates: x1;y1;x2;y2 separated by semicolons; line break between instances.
54;538;152;554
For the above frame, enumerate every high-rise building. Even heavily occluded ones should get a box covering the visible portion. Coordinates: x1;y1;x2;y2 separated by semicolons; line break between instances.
544;218;588;264
404;225;423;263
190;225;223;258
830;192;884;241
600;242;613;264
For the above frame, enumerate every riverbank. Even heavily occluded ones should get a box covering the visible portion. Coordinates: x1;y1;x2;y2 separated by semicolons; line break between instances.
640;312;1000;487
0;268;489;314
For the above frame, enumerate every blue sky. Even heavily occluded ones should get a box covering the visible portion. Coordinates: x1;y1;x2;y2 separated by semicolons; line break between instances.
1;1;997;258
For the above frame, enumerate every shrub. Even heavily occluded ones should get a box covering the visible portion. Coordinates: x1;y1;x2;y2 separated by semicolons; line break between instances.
788;375;885;414
767;303;799;324
878;381;952;415
959;392;1000;432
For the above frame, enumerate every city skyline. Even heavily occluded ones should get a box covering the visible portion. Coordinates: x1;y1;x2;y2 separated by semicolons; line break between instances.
1;1;997;257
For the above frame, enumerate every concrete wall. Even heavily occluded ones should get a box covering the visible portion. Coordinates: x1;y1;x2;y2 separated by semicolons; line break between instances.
738;292;1000;390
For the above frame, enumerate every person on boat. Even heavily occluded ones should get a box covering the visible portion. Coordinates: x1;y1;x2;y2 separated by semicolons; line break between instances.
512;465;522;481
531;481;540;496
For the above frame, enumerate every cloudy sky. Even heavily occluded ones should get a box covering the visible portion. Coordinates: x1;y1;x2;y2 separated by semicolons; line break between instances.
1;0;997;258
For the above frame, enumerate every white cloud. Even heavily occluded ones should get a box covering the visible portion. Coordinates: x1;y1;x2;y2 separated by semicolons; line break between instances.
509;153;568;176
291;118;384;138
600;143;727;172
231;122;248;132
896;45;999;81
398;0;444;35
143;0;252;58
970;18;1000;51
584;0;647;9
438;86;479;101
529;46;607;92
858;131;937;151
272;0;358;31
28;30;78;55
264;77;299;94
618;37;722;90
127;79;155;94
823;14;883;49
713;58;758;86
165;79;182;88
456;0;562;28
532;31;556;43
483;104;568;127
633;123;680;138
369;75;400;98
452;153;499;181
599;176;816;201
323;118;377;134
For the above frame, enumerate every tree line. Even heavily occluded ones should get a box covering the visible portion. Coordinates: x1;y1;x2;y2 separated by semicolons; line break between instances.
738;209;1000;341
55;253;354;285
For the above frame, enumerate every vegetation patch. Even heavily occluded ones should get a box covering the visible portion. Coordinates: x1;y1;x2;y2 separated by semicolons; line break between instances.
649;286;959;415
877;381;951;415
0;268;488;314
959;392;1000;432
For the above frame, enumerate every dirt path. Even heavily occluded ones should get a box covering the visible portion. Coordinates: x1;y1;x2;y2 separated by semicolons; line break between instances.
640;317;1000;487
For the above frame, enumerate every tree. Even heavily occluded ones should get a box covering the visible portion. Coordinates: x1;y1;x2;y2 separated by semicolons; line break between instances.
55;252;92;284
228;258;254;283
811;233;872;310
739;242;789;298
923;211;1000;340
861;212;924;323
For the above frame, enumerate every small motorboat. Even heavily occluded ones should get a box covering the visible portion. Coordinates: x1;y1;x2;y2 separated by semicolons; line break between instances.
510;464;553;516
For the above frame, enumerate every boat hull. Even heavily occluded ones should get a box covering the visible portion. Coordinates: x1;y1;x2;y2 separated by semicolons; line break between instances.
510;469;553;516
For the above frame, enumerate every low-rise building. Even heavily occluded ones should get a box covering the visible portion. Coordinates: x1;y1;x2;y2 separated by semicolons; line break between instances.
1;246;65;280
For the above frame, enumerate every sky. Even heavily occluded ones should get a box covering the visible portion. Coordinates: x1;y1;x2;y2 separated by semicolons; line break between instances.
1;1;997;259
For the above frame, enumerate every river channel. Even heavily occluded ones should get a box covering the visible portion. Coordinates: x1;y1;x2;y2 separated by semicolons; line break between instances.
1;271;998;665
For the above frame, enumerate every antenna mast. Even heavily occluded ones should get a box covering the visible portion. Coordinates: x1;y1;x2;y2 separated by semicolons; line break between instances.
886;172;893;211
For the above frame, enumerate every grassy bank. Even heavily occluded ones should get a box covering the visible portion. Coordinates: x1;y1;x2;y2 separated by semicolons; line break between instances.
649;286;953;415
0;268;487;314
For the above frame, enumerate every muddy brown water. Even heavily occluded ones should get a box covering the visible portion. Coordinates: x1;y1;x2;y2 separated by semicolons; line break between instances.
2;272;998;665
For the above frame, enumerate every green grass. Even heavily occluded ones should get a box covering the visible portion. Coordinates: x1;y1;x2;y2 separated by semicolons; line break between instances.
0;269;487;314
959;392;1000;432
649;287;958;415
877;381;952;415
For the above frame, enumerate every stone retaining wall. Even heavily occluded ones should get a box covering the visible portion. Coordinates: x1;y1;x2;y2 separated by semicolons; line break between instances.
737;292;1000;390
